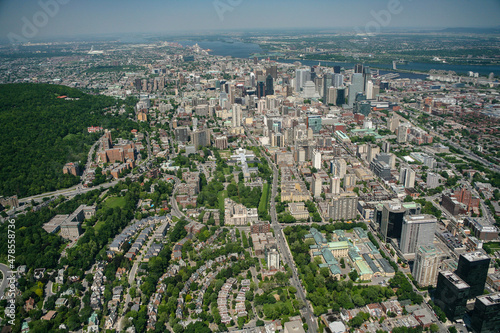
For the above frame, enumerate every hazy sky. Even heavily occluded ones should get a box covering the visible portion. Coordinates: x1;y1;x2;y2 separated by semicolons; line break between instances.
1;0;499;40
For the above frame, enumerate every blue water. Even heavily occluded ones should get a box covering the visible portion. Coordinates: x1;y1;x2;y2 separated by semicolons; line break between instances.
176;40;499;77
177;40;263;59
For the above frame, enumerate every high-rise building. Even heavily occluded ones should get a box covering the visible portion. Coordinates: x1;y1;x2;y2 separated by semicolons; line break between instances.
190;128;211;148
333;66;341;74
267;65;278;80
382;141;390;153
427;173;441;189
312;150;322;169
329;193;358;221
330;177;341;195
367;144;380;163
366;80;374;99
307;115;322;134
348;73;364;107
232;104;242;128
295;68;311;92
413;245;440;287
471;293;500;333
388;116;400;133
336;87;346;106
399;167;416;188
265;74;274;96
323;73;334;100
267;248;280;270
175;126;190;143
333;74;343;87
257;81;265;98
397;124;409;143
311;173;322;198
355;64;363;73
379;202;406;241
435;271;470;320
400;214;437;254
335;158;347;178
455;252;491;299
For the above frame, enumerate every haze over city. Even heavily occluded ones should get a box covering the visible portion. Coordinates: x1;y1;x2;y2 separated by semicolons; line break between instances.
0;0;500;40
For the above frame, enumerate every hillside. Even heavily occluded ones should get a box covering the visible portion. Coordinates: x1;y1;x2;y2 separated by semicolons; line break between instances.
0;83;136;198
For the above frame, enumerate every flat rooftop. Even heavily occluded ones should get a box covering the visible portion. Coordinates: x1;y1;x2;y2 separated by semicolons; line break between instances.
476;293;500;306
441;271;470;290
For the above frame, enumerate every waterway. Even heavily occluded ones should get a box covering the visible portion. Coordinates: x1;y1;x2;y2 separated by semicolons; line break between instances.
177;39;499;78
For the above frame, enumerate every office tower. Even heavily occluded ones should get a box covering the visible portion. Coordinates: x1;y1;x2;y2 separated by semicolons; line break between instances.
257;81;265;98
265;74;274;96
471;293;500;333
312;150;322;169
295;68;311;92
363;66;372;92
333;74;343;87
336;87;346;106
257;99;266;114
311;173;322;198
435;271;470;321
366;80;374;99
335;158;347;179
348;73;364;107
267;65;277;80
399;167;416;188
379;202;406;240
329;193;358;221
323;73;334;100
397;124;408;143
253;56;258;65
343;174;356;190
330;177;341;195
326;87;337;105
455;252;491;299
382;141;390;153
374;152;396;169
232;104;242;128
400;214;437;254
427;173;440;189
307;115;322;134
355;64;363;73
413;245;440;287
367;144;380;163
190;128;211;148
333;66;341;74
229;84;236;104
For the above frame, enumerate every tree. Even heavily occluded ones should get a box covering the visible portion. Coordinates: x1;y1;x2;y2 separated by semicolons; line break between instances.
349;270;359;282
430;324;439;333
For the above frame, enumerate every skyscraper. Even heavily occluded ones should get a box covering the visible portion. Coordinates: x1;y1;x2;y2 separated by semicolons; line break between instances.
413;245;440;287
455;252;491;299
336;87;346;106
330;177;341;195
232;104;242;128
311;173;322;198
355;64;363;73
348;73;364;107
367;144;380;163
265;74;274;96
435;271;470;321
335;158;347;179
323;73;334;100
379;202;406;241
312;150;322;169
267;65;278;80
307;115;322;134
400;214;437;254
471;293;500;333
295;68;311;92
399;167;416;188
333;74;343;87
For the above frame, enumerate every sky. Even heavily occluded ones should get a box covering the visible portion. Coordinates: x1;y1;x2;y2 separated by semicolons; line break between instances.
0;0;499;41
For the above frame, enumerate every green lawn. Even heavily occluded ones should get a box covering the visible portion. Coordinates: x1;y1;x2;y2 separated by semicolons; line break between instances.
103;196;126;209
218;190;227;212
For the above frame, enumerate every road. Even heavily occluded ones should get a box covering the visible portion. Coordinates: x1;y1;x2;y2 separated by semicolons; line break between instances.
0;264;12;298
260;147;318;333
169;176;196;223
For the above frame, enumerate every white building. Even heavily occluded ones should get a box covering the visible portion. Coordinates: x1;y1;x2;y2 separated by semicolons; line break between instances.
312;149;322;170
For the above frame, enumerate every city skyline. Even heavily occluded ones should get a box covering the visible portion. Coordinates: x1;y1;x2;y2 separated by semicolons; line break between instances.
1;0;500;41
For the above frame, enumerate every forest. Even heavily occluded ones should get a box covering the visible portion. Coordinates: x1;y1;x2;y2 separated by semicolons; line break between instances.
0;83;137;198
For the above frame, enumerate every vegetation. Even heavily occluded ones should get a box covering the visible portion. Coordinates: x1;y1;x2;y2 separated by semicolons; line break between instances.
0;83;136;197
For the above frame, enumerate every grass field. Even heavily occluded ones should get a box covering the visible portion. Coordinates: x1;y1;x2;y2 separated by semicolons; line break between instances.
103;196;126;209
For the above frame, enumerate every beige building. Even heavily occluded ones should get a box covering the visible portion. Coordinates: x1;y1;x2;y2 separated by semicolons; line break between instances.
288;202;310;220
224;198;258;226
